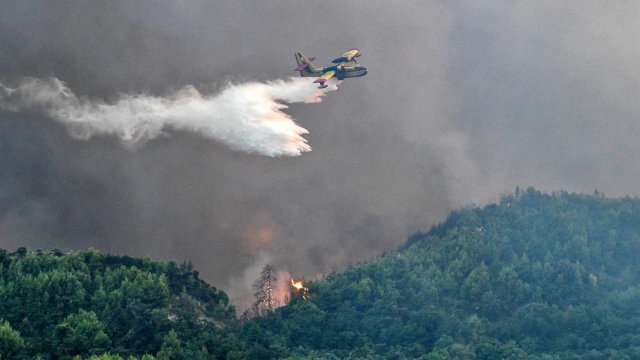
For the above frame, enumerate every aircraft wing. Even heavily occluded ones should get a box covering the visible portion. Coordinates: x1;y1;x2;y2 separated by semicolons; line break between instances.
314;70;335;84
342;48;359;60
332;48;361;63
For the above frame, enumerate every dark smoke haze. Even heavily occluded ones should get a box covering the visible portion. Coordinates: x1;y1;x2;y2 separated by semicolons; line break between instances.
2;1;639;309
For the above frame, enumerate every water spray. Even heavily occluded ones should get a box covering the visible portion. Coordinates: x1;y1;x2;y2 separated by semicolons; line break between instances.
0;77;339;157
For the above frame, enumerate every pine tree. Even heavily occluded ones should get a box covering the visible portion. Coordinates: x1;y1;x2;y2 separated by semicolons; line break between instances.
252;264;278;315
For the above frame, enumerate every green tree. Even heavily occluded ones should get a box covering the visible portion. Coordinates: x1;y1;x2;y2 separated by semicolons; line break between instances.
0;319;25;358
461;262;490;303
157;329;183;360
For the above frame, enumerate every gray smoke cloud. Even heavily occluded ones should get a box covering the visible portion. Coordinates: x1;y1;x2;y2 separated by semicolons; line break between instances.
1;1;639;309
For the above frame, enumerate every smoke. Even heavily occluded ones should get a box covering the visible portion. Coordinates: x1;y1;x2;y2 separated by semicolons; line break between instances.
0;77;339;157
3;1;640;313
225;252;304;312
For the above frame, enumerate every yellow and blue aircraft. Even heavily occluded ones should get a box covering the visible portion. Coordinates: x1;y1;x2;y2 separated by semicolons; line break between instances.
294;48;368;89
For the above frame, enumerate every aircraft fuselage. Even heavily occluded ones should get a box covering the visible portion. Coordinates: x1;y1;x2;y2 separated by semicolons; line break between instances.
324;65;368;80
295;51;367;88
299;64;368;80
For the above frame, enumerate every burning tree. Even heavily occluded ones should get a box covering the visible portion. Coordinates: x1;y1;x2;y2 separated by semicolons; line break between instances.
290;279;308;301
251;264;278;316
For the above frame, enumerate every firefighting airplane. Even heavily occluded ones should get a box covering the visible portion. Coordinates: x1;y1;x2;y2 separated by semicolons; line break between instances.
294;48;368;89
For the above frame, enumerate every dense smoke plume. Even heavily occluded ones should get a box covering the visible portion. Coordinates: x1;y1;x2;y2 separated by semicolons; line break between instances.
0;77;338;156
2;1;640;309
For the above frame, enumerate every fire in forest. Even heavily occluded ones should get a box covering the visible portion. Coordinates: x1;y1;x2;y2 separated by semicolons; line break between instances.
291;279;305;290
290;278;308;300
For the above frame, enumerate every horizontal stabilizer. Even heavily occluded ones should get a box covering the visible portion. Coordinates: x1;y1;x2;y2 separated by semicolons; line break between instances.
294;57;317;71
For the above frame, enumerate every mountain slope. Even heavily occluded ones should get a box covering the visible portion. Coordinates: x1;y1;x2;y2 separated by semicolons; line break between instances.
0;249;244;359
3;188;640;359
248;188;640;359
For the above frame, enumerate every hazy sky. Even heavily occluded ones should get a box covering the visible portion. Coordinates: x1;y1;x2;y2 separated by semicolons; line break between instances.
1;1;639;308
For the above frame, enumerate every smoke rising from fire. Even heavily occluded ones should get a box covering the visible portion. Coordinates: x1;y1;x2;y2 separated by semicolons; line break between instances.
2;1;640;313
0;77;339;157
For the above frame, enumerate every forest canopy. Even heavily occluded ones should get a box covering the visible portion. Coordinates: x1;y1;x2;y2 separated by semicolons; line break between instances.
2;188;640;359
0;249;243;359
244;188;640;359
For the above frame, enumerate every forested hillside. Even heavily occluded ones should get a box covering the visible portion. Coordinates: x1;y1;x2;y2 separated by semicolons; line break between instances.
3;188;640;359
246;188;640;359
0;250;245;359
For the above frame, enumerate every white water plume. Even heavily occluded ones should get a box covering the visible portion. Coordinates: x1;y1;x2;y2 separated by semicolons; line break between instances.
0;77;339;156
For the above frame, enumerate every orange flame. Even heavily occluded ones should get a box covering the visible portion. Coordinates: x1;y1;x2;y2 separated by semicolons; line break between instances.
290;278;308;300
291;279;305;290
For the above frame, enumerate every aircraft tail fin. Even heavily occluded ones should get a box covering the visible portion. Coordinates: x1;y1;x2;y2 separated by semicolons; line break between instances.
295;52;321;77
